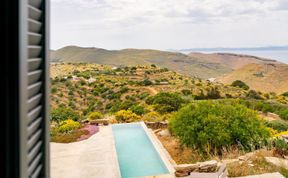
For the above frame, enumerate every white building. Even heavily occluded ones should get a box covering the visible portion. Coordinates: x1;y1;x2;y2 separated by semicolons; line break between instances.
88;78;96;83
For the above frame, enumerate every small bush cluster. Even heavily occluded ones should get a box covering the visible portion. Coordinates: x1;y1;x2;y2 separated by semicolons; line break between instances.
88;111;103;121
146;92;186;113
247;90;263;100
137;79;153;86
265;120;288;132
130;105;146;115
280;109;288;120
51;106;80;122
281;92;288;97
231;80;249;90
58;119;81;133
273;138;288;157
115;110;141;122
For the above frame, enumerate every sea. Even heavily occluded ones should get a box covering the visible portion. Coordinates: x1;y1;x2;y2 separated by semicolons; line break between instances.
181;50;288;64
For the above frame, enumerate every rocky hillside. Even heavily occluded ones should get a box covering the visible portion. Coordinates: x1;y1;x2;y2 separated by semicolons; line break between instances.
188;52;281;70
51;46;232;79
217;63;288;94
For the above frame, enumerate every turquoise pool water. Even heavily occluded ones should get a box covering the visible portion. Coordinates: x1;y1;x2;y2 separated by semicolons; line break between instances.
112;123;169;178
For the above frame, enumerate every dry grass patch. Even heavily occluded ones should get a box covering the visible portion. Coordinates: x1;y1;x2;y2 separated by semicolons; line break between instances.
227;150;288;177
158;134;288;177
51;129;89;143
157;134;204;164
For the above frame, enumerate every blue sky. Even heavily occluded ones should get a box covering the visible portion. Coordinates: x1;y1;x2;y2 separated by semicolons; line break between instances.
51;0;288;50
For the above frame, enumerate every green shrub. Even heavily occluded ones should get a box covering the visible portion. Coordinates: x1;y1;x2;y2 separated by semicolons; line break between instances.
140;79;153;86
280;109;288;120
51;87;57;93
231;80;249;90
80;80;86;85
181;89;192;96
273;138;288;157
146;92;186;113
119;86;129;94
137;92;150;99
88;112;103;121
68;90;74;96
206;87;221;99
235;99;287;118
247;90;263;99
143;111;161;122
169;101;270;154
92;89;99;96
130;105;146;115
282;92;288;97
265;120;288;132
58;119;81;133
109;100;135;113
51;106;80;122
115;110;141;122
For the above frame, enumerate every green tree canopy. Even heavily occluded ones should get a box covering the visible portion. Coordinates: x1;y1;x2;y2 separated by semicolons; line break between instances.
231;80;250;90
169;101;270;154
146;92;186;113
51;106;80;122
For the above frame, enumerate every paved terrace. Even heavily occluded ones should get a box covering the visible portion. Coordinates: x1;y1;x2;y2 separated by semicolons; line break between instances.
51;125;285;178
51;126;121;178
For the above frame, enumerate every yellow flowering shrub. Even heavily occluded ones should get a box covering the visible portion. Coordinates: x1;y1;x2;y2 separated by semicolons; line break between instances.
266;127;278;136
115;110;141;122
143;111;161;122
276;95;288;104
58;119;81;133
274;130;288;138
88;112;103;121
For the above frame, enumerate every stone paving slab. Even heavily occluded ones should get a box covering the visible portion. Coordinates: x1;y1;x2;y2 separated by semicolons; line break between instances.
51;126;121;178
265;157;288;169
235;172;285;178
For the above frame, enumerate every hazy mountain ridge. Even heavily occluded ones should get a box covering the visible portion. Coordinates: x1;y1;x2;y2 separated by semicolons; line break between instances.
51;46;232;79
188;52;281;70
179;45;288;52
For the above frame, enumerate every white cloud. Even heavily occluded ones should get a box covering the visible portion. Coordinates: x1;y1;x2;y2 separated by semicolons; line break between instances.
51;0;288;49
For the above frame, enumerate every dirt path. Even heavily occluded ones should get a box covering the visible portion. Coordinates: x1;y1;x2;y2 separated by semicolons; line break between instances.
146;87;158;95
259;112;281;122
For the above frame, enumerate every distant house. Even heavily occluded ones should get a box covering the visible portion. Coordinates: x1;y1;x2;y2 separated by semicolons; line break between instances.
88;78;96;83
207;78;216;82
253;72;264;77
112;67;119;70
159;81;169;85
72;75;81;81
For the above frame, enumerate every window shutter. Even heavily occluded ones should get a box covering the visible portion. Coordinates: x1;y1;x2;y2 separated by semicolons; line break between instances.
19;0;50;177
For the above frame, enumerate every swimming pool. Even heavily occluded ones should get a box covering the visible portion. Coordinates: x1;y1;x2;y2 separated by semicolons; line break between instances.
112;122;169;178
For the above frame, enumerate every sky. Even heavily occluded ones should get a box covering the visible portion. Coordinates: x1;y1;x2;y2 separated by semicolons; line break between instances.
51;0;288;50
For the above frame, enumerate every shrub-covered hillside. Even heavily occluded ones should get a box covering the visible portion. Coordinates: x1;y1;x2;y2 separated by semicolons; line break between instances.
50;63;248;120
50;63;288;123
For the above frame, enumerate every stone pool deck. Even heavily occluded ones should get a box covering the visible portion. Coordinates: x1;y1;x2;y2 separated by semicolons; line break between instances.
51;125;284;178
236;172;285;178
50;126;121;178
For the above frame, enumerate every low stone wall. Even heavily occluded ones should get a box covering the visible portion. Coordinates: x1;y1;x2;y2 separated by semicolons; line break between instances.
89;119;109;126
145;121;168;129
174;160;227;178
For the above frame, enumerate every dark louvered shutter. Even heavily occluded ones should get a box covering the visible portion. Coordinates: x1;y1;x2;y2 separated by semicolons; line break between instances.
19;0;50;177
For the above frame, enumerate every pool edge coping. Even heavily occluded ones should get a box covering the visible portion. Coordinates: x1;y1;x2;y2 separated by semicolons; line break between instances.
109;125;122;178
140;122;175;174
